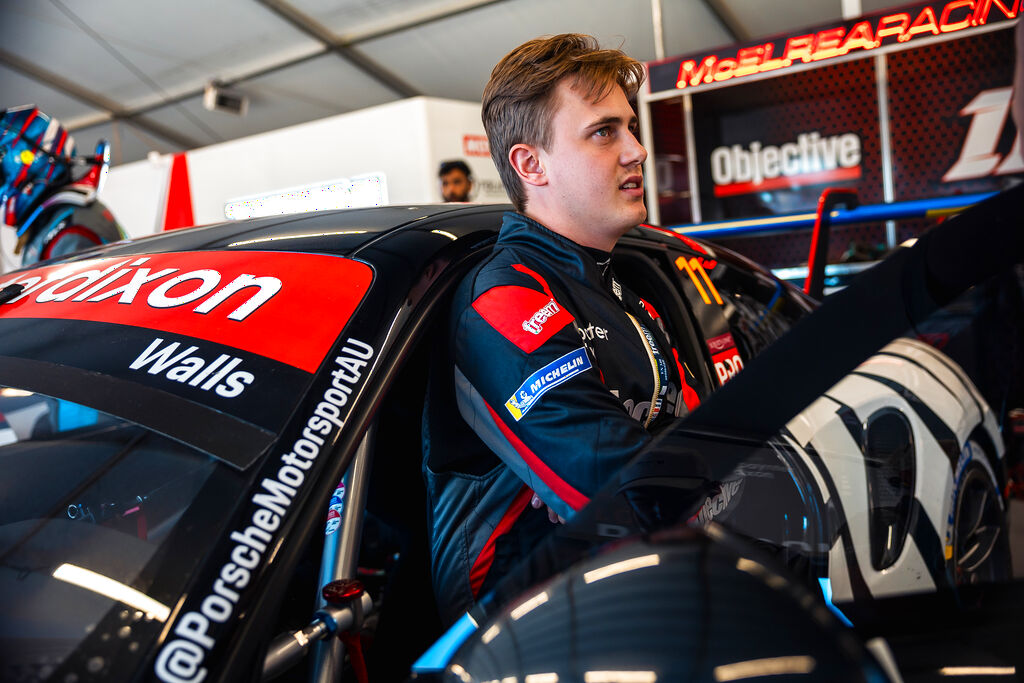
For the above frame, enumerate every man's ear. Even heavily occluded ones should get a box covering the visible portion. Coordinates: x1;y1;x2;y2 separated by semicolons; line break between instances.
509;144;547;187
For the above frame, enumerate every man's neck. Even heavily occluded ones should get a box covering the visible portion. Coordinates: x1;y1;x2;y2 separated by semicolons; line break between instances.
521;207;619;252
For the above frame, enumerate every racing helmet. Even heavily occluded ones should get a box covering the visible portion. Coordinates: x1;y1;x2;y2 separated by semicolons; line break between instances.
0;105;76;228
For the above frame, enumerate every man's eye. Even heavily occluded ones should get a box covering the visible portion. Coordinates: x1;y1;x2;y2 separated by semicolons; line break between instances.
594;127;611;138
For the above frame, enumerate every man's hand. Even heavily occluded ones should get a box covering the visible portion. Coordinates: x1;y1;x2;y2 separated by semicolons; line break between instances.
531;492;565;524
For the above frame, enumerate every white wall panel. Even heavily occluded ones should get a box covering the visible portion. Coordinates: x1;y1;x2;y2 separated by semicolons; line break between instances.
103;155;172;238
98;96;505;234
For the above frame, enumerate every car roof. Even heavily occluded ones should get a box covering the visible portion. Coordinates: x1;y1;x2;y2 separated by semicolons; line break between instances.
75;203;514;260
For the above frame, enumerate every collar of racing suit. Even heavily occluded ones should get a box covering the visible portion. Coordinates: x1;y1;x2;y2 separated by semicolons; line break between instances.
496;211;621;296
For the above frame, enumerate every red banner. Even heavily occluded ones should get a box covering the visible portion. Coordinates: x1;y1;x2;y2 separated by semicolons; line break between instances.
0;251;373;372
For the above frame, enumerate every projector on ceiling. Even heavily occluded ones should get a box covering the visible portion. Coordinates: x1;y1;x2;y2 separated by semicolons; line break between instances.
203;82;248;116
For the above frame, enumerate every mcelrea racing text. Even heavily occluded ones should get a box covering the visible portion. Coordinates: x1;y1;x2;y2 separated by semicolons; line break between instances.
154;339;374;683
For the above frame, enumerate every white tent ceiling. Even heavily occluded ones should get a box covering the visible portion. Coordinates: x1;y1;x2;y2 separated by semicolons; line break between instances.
1;0;898;166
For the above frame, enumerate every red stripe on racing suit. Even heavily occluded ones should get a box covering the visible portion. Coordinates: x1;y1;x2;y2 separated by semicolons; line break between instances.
469;484;534;598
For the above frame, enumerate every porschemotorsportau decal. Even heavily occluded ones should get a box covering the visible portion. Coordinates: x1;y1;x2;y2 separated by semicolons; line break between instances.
155;339;374;683
0;251;373;372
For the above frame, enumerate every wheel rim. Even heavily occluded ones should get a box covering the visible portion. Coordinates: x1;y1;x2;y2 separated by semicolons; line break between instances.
953;465;1007;583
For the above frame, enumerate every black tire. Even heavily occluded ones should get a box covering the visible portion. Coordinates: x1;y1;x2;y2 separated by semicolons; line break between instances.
950;442;1011;584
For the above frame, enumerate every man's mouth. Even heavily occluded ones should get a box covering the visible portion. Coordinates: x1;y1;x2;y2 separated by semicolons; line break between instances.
620;176;643;190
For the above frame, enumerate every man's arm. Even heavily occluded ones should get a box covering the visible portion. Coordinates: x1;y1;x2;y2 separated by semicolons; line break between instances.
453;263;654;521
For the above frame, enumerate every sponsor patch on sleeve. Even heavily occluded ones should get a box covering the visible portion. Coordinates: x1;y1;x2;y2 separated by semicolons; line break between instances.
472;285;574;353
505;347;592;421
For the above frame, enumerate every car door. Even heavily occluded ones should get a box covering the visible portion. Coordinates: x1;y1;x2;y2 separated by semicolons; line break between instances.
611;232;831;578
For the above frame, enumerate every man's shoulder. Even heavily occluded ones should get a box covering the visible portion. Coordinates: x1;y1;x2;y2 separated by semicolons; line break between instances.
451;244;573;349
468;210;573;290
458;245;549;300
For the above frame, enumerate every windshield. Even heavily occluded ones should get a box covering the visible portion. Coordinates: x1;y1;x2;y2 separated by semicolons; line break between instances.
0;386;245;681
0;250;374;468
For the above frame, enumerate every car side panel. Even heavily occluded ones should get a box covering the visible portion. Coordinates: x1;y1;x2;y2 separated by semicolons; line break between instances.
784;339;1002;603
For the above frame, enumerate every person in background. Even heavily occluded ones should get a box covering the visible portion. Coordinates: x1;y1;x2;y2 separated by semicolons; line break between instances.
438;159;473;202
423;34;699;624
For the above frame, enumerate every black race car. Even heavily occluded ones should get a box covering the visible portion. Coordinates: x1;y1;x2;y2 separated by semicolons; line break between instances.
0;189;1020;683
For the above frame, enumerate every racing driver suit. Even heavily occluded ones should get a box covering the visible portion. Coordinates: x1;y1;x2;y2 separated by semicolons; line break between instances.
423;211;700;624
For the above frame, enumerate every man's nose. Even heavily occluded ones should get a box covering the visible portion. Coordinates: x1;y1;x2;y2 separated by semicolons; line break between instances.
622;131;647;167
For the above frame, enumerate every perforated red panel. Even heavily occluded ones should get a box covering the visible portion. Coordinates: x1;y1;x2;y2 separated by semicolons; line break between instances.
889;27;1019;201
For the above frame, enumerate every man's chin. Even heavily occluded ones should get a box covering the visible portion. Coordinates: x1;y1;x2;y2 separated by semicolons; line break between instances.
629;203;648;227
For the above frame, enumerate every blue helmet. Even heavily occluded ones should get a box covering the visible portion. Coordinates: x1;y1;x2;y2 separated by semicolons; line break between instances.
0;106;76;228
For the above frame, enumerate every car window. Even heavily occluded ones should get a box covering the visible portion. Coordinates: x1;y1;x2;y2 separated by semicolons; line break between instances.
0;250;374;468
618;232;810;390
0;386;245;681
710;260;809;360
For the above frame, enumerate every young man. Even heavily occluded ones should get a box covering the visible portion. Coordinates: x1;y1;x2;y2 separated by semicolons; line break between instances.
423;34;697;623
438;159;473;202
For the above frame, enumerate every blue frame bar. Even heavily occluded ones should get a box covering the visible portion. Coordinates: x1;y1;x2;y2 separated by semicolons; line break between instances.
411;612;479;673
818;577;854;627
670;192;997;239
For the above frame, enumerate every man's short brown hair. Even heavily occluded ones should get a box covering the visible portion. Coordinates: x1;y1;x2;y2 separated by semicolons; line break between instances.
481;34;645;212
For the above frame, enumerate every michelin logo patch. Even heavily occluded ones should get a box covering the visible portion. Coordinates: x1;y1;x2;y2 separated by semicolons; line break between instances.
505;347;592;421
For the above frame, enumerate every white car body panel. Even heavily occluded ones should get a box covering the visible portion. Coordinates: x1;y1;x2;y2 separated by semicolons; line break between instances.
779;336;1003;603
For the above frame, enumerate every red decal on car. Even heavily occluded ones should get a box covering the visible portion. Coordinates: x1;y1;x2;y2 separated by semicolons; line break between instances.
706;331;737;355
0;251;373;373
712;347;744;386
706;332;742;386
472;269;574;353
917;332;950;349
641;224;717;269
